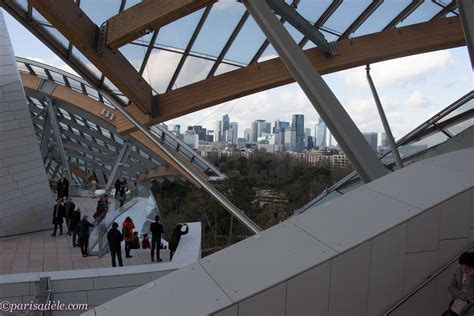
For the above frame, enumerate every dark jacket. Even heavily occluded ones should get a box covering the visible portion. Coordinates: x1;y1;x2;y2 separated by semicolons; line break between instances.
64;202;76;219
52;204;65;224
150;222;163;239
169;224;189;251
107;228;123;252
76;219;94;238
69;211;81;231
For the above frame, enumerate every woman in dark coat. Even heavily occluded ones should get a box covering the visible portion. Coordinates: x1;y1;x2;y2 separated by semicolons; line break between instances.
76;215;94;257
69;207;81;247
51;198;65;236
169;223;189;261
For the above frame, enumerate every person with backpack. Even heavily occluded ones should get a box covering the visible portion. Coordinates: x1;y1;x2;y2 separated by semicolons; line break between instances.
122;217;135;258
150;215;164;262
76;215;94;257
107;222;124;267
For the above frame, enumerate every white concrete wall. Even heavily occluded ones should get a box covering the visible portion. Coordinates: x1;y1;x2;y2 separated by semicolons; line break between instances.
83;148;473;316
0;9;53;236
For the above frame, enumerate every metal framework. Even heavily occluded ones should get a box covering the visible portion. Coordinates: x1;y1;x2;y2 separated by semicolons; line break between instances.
245;0;389;183
458;0;474;68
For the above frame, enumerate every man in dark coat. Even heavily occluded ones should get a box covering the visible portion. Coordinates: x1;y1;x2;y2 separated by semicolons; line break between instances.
51;198;66;236
169;223;189;261
69;207;81;247
64;197;76;235
150;215;164;262
107;222;124;267
62;176;69;198
76;215;94;257
56;179;65;199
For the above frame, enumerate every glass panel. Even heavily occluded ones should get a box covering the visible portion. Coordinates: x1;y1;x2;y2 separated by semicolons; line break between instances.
323;0;371;35
258;44;278;63
50;71;66;85
438;98;474;123
174;55;214;89
156;9;203;51
71;47;102;79
32;8;50;25
80;0;121;26
123;0;141;10
398;132;449;158
12;0;28;10
446;118;474;136
85;85;100;101
119;42;148;72
225;15;267;64
353;0;411;37
396;1;441;28
214;63;239;77
294;0;333;25
43;25;69;49
192;1;246;57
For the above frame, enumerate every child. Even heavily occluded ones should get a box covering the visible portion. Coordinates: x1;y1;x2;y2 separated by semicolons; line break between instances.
132;231;140;249
142;233;150;249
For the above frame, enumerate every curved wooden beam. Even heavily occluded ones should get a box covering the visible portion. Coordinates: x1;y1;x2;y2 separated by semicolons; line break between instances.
113;17;465;134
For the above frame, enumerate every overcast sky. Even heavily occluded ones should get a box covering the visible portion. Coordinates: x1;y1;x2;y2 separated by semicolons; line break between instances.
2;4;472;142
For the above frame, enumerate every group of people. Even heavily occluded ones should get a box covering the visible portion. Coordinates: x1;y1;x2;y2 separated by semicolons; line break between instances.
106;215;189;267
51;195;94;257
448;252;474;315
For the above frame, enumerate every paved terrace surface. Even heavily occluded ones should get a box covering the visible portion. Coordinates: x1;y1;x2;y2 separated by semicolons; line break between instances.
0;197;170;275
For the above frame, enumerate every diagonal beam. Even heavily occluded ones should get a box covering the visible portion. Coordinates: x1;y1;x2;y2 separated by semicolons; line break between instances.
104;140;133;193
114;17;465;134
458;0;474;68
29;0;153;114
106;0;215;50
340;0;383;39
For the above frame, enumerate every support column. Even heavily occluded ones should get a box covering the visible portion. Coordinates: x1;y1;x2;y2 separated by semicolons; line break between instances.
39;112;51;160
244;0;388;183
366;65;403;169
45;97;72;181
458;0;474;69
104;140;133;193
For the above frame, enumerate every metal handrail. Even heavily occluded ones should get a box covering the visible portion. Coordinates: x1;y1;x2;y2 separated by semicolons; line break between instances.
384;243;474;315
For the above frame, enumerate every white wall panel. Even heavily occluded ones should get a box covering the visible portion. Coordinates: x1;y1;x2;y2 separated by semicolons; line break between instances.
401;282;436;316
439;190;471;239
214;304;238;316
367;224;407;316
437;238;468;267
406;206;440;253
328;242;371;316
238;283;286;316
403;251;438;294
286;261;331;316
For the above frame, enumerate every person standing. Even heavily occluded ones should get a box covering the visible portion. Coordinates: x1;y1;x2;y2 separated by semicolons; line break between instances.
122;217;135;258
69;207;81;247
76;215;94;257
51;198;66;236
150;215;163;262
56;179;65;199
114;178;122;198
169;223;189;261
448;252;474;315
62;176;69;198
107;222;124;267
64;197;75;235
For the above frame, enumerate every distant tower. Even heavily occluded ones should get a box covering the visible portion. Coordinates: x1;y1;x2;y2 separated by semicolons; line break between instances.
291;114;304;152
315;117;327;148
230;122;238;144
214;120;222;142
362;132;378;152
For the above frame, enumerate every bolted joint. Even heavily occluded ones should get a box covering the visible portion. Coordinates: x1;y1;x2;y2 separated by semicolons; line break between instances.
94;21;109;56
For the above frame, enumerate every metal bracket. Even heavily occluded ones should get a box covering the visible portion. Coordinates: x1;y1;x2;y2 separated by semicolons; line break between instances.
150;94;160;119
95;21;108;56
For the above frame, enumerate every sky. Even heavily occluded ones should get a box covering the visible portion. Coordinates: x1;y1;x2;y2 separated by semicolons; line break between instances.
2;1;473;144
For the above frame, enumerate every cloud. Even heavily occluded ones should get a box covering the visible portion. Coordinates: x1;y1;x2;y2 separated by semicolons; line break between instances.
341;50;455;89
27;55;77;76
406;90;431;108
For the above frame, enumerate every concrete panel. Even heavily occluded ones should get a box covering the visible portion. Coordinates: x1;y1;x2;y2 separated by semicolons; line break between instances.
328;241;371;316
90;262;233;316
435;262;458;316
439;190;470;240
403;251;438;294
52;278;94;293
200;221;337;302
437;238;469;267
238;283;286;316
368;151;473;210
93;273;150;290
0;282;30;298
214;304;238;316
427;147;474;176
401;281;436;316
367;224;407;316
53;290;88;305
291;187;417;252
406;206;440;253
87;286;137;306
286;260;331;316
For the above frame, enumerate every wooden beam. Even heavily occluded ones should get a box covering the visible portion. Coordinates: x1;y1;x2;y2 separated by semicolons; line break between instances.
69;163;94;184
107;0;214;50
137;166;181;182
29;0;153;114
115;17;465;134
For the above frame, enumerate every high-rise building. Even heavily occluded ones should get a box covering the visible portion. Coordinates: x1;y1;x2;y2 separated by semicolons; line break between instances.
315;117;327;148
214;120;222;142
304;127;311;149
250;121;258;142
230;122;238;144
363;132;378;152
256;120;271;137
284;128;296;152
381;132;389;148
221;114;230;142
183;130;199;149
244;128;251;142
192;125;206;141
291;114;304;152
273;120;290;133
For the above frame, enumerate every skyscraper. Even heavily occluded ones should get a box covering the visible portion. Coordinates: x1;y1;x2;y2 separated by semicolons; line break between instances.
315;117;327;148
221;114;230;141
273;120;290;133
230;122;238;144
214;120;222;143
250;121;258;142
363;132;378;152
256;120;271;137
244;128;251;142
304;128;312;149
291;114;304;152
284;128;296;152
